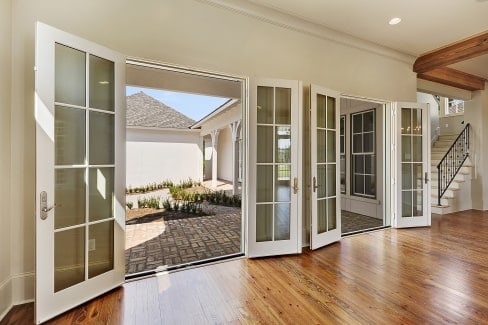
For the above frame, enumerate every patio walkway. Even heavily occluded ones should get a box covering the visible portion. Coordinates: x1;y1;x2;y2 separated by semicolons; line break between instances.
125;204;241;274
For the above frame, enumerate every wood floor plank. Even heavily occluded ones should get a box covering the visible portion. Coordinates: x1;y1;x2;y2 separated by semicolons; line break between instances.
5;211;488;324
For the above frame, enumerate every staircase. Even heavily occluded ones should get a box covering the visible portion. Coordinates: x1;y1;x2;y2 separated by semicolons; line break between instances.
431;130;472;214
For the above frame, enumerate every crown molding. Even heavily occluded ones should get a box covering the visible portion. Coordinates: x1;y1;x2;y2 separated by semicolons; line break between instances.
195;0;416;65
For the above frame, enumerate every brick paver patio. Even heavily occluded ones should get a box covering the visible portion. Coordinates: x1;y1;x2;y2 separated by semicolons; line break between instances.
125;204;241;274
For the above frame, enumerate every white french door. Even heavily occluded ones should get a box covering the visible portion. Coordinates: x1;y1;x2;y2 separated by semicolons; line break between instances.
248;78;302;257
310;85;341;250
392;102;431;228
35;22;126;323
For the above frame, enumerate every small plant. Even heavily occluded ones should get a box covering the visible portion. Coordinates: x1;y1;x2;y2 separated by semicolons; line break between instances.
137;196;161;209
126;202;133;210
162;199;172;210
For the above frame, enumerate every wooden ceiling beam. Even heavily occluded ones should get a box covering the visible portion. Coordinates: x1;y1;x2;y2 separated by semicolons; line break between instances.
413;31;488;73
417;67;486;91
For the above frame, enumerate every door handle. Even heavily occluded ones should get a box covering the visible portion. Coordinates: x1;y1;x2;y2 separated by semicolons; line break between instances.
424;172;429;184
312;176;319;192
293;177;299;194
40;191;55;220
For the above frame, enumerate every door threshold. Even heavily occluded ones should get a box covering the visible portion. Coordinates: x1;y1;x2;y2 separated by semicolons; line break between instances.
125;252;245;281
341;225;390;237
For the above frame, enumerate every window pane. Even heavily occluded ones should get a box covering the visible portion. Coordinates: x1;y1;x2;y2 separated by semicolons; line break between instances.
401;108;411;134
317;129;326;163
402;191;412;217
364;132;374;153
326;164;336;197
353;134;363;153
364;155;375;174
89;111;114;165
412;136;422;162
276;126;291;163
256;165;273;202
55;43;86;107
89;168;114;222
340;116;345;134
340;156;346;194
326;96;336;129
354;174;364;194
257;86;273;124
327;131;336;163
354;155;364;174
55;227;85;292
327;198;337;231
413;190;423;216
412;109;422;135
275;165;291;202
402;163;412;190
88;220;114;278
414;163;423;190
340;136;345;154
256;204;273;242
401;136;412;162
363;111;374;132
89;55;114;111
317;94;326;128
257;126;273;163
55;169;86;229
275;88;291;124
352;114;362;133
55;106;86;165
317;164;326;198
365;175;376;196
274;203;290;240
317;199;326;234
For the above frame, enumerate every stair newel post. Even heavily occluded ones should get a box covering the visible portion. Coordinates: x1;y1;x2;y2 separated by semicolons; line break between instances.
438;164;441;206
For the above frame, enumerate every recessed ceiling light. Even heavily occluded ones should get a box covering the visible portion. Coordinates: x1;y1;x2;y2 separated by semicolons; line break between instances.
388;17;402;25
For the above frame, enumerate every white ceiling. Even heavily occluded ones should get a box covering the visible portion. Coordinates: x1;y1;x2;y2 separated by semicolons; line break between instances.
246;0;488;57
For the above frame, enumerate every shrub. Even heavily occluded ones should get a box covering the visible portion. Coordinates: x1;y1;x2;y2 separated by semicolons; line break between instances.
126;202;133;210
137;196;160;209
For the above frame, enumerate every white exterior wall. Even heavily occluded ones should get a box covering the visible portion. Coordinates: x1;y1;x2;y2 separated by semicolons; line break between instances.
126;128;203;187
340;100;384;220
7;0;419;305
0;0;12;319
217;127;233;182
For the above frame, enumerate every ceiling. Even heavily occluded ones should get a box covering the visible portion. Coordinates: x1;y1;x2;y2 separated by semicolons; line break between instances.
245;0;488;81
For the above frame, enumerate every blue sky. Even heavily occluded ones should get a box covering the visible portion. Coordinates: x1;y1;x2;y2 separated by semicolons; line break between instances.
126;86;229;121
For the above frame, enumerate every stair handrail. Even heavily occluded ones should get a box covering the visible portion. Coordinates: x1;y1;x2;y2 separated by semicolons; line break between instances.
436;123;470;206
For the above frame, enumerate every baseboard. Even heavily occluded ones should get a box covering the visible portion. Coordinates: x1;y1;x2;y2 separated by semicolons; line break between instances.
12;272;35;304
0;277;13;321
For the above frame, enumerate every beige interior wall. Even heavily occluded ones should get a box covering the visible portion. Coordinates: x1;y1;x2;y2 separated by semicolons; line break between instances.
0;0;12;318
463;86;488;210
9;0;418;302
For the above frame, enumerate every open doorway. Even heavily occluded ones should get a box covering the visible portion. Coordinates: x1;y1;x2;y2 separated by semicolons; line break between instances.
340;97;388;235
124;61;245;276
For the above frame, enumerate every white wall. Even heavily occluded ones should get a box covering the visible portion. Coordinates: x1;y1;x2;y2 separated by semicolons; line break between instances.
217;127;233;182
0;0;12;318
464;86;488;210
8;0;418;305
126;128;203;187
417;92;439;142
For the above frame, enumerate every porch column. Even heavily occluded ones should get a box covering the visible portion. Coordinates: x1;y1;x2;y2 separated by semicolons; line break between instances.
229;120;241;195
210;129;220;188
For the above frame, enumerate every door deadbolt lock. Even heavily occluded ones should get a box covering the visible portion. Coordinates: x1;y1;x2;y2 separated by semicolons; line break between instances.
40;191;55;220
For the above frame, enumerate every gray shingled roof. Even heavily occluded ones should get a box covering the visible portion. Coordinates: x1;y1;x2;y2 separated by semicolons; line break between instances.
126;92;195;129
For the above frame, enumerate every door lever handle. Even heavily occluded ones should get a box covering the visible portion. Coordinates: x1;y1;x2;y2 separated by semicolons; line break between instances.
425;172;429;184
293;177;299;194
313;176;319;192
40;191;56;220
41;205;56;213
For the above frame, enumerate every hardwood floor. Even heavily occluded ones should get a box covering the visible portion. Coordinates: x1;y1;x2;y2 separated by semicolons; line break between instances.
3;210;488;324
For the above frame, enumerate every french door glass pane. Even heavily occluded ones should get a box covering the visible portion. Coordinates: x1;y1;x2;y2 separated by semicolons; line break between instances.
257;86;273;124
327;198;337;231
275;165;291;202
256;204;273;242
257;126;273;163
89;168;114;222
88;220;114;278
275;88;291;124
274;203;290;240
54;227;85;292
326;131;336;162
317;199;326;233
326;97;336;129
412;137;422;161
317;165;326;198
256;165;273;202
89;55;114;111
317;94;326;128
276;126;291;163
402;108;412;134
317;130;326;163
89;111;114;165
55;43;86;107
55;169;86;229
55;106;86;165
326;164;336;197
